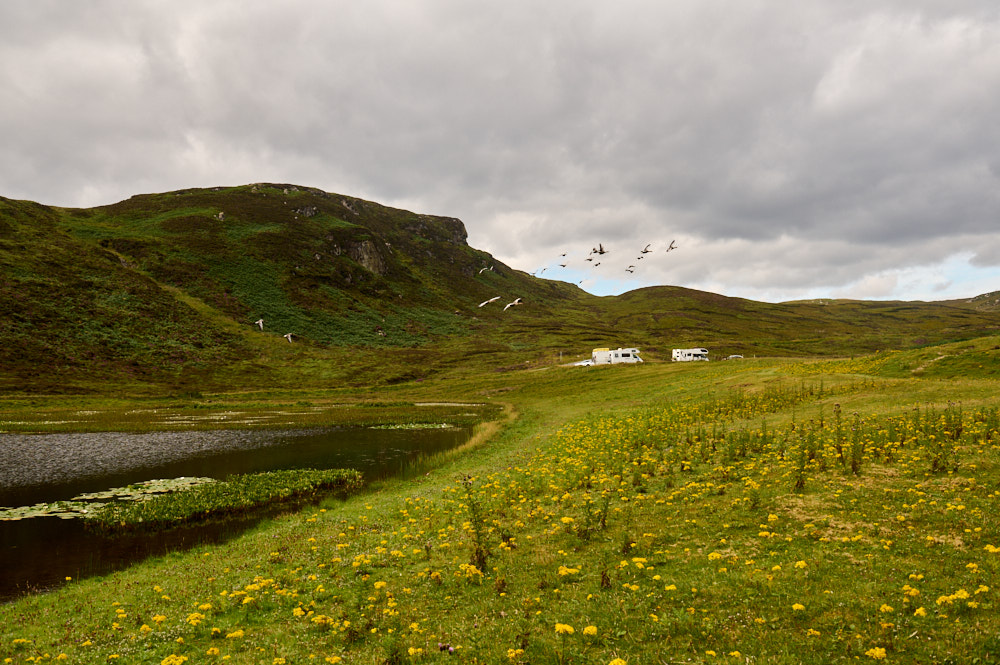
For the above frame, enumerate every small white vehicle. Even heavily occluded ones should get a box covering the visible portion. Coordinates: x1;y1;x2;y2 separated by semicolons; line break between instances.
672;348;709;362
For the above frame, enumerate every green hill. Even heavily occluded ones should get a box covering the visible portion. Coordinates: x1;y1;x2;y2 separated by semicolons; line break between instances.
2;184;999;394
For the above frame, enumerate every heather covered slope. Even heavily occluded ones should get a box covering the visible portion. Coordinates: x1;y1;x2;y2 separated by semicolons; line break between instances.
2;184;999;394
0;196;249;392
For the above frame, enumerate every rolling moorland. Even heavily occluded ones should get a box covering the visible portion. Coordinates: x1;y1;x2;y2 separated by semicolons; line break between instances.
3;183;1000;395
2;185;1000;664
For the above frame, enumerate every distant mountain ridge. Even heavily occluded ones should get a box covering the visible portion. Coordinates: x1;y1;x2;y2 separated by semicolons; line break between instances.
2;184;998;393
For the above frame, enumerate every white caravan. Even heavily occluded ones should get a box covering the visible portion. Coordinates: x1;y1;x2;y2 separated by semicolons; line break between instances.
672;348;709;362
590;347;643;365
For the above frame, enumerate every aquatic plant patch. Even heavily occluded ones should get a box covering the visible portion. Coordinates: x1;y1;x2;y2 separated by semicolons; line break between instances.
87;468;363;533
0;477;216;520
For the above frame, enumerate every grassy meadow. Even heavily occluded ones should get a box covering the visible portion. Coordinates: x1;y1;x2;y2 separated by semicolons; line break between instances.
3;348;1000;664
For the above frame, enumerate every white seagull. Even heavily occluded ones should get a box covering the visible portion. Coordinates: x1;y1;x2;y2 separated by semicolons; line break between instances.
478;296;501;308
255;318;264;330
503;298;523;312
283;333;294;343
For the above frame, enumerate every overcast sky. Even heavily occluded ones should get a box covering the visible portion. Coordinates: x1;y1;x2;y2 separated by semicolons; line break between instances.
3;1;1000;302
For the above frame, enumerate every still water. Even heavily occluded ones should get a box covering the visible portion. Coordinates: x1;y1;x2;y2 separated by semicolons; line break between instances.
0;425;470;601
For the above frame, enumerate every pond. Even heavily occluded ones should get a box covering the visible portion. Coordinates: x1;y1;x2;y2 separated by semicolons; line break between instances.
0;424;472;602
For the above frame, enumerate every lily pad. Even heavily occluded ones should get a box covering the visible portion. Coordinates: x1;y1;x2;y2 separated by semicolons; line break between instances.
0;477;217;521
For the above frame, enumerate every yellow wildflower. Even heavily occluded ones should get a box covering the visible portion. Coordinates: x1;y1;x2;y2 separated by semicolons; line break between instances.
865;647;887;660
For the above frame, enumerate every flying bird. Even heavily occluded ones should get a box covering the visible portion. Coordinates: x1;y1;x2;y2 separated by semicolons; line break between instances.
641;244;652;254
478;265;494;274
283;333;294;343
596;243;607;255
559;263;567;268
503;298;523;311
478;296;501;308
254;318;264;330
666;240;677;252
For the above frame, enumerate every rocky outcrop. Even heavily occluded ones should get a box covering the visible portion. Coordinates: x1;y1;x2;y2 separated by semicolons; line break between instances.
348;239;386;276
405;216;469;246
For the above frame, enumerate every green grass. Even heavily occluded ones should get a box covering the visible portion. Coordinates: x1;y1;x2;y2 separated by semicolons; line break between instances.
3;357;1000;664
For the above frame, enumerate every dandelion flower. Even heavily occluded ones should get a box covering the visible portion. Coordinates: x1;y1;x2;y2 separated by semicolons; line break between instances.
584;625;598;636
792;603;805;611
555;623;575;635
865;647;887;660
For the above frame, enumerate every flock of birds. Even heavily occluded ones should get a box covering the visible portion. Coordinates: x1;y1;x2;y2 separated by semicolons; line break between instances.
253;239;679;340
478;239;680;314
534;239;678;282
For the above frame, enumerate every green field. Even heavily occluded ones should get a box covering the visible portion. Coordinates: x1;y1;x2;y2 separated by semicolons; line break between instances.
3;347;1000;664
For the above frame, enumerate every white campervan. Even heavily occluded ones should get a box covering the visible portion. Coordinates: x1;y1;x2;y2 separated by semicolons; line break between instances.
671;348;709;362
591;347;643;365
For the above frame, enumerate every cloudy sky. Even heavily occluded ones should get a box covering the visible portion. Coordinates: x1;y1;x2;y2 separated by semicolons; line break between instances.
3;1;1000;302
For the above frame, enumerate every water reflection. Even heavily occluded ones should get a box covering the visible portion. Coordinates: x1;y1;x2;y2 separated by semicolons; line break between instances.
0;425;470;602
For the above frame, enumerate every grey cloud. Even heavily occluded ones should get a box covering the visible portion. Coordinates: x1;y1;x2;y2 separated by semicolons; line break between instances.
2;1;1000;301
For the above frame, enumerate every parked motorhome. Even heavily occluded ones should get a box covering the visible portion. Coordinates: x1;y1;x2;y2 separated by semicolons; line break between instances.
581;347;644;365
672;348;709;362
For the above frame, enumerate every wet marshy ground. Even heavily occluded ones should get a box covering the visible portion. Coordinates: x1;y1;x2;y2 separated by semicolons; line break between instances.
0;424;471;601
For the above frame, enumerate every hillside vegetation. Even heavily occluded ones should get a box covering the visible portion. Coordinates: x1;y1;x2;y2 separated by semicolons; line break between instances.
3;184;1000;394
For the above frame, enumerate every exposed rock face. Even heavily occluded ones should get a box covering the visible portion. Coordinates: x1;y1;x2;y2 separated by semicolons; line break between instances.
349;239;386;276
440;217;468;245
294;205;319;218
405;216;469;246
